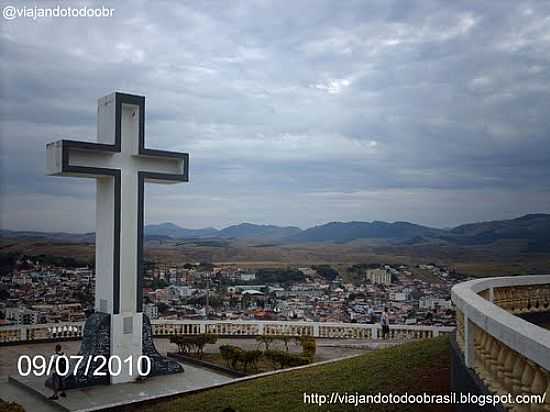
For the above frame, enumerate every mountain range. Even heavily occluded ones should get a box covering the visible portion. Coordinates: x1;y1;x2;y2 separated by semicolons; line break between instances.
1;214;549;249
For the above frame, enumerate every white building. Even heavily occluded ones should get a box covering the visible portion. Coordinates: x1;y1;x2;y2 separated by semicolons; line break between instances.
168;285;197;298
4;307;46;325
419;296;452;311
298;267;317;277
240;272;256;282
143;303;159;320
389;292;408;302
366;268;392;285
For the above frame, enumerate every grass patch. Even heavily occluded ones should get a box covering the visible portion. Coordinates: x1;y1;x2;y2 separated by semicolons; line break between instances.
133;336;451;412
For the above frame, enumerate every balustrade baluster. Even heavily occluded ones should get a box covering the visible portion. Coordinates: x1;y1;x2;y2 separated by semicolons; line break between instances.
529;367;548;412
541;378;550;412
511;356;527;394
502;348;516;392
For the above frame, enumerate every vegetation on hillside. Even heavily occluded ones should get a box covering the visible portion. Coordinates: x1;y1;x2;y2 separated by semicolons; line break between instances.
256;268;305;284
311;264;339;281
0;252;89;272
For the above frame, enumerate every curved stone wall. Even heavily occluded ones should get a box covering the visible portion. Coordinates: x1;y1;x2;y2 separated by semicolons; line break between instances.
451;275;550;411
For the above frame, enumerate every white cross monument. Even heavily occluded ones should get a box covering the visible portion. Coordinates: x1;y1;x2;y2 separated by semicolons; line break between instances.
46;92;188;385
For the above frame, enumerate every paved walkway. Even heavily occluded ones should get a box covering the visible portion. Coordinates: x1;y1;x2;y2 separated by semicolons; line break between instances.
0;337;395;377
7;362;232;412
0;337;398;411
0;376;60;412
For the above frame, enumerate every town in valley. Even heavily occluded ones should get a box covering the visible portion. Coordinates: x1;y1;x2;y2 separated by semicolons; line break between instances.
1;253;462;329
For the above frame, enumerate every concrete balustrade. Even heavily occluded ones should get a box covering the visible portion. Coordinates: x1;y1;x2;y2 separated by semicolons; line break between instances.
452;275;550;412
0;319;453;344
150;320;452;341
493;285;550;315
0;322;84;343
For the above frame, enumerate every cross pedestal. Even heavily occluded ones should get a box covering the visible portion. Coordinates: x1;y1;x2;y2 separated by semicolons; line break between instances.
46;92;188;386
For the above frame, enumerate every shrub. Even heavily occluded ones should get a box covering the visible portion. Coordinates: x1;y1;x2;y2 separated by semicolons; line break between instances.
238;350;262;372
170;334;218;359
195;334;218;357
220;346;262;372
220;345;243;369
264;350;310;369
277;335;292;352
256;335;274;351
296;336;317;360
257;334;294;351
170;335;193;353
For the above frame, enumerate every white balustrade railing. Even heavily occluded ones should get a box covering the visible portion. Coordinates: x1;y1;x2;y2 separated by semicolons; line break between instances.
0;322;84;343
151;319;453;340
452;275;550;411
0;319;453;344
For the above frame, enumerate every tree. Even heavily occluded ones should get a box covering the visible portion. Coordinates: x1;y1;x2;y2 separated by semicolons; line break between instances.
150;278;168;290
256;268;305;284
312;265;339;281
157;302;170;314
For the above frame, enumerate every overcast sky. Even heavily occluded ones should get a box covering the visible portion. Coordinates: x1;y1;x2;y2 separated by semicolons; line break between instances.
1;0;550;232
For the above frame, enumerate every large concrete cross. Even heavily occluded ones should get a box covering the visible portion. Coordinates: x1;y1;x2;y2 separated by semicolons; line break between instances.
46;92;188;383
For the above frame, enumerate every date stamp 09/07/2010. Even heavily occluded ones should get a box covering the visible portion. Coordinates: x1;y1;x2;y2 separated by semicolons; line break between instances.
17;355;152;378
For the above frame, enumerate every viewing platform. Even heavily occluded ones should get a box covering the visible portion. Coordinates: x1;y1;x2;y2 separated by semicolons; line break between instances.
451;275;550;411
0;319;453;411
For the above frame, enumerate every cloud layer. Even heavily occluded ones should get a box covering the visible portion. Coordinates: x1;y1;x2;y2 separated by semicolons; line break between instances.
1;0;550;232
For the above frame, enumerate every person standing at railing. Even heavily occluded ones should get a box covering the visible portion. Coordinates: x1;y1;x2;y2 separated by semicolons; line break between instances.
367;305;375;324
380;307;390;340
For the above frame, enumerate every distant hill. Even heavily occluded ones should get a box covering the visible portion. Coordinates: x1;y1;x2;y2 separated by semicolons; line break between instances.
2;214;549;248
445;213;550;251
0;229;95;243
145;222;302;241
285;221;443;244
144;223;219;239
217;223;302;241
284;214;550;248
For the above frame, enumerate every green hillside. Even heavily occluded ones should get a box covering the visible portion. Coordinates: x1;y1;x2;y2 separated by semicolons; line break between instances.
134;337;452;412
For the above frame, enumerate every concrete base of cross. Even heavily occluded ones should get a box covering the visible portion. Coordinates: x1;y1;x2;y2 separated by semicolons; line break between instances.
45;312;183;389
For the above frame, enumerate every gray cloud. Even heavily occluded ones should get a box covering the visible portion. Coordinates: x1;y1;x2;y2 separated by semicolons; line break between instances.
1;0;550;232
